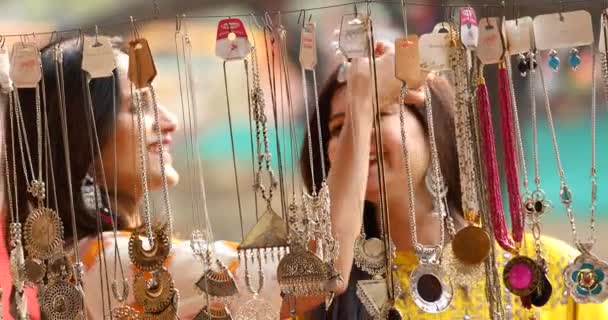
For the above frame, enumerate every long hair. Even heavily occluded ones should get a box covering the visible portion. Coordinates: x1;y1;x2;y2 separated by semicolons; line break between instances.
300;67;462;235
4;37;122;247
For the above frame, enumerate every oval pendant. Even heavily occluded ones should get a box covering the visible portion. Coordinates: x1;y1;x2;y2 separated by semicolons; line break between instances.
409;263;453;313
503;256;541;297
23;207;64;260
563;253;608;303
451;226;491;265
529;272;553;307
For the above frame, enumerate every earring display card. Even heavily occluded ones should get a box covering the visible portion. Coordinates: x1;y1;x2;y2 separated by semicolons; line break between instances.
477;18;504;65
534;10;593;51
504;17;533;55
215;18;252;61
0;48;12;92
82;36;116;79
128;38;157;89
395;35;422;87
10;42;41;89
419;26;451;72
460;7;479;49
339;15;369;59
299;22;317;70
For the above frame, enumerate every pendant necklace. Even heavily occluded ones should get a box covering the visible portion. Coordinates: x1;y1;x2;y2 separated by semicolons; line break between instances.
127;19;179;318
537;49;608;303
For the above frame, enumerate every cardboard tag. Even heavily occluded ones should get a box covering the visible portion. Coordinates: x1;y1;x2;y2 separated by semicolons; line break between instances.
599;10;608;54
0;48;12;93
477;18;504;64
504;17;533;55
419;25;451;72
128;39;157;89
339;15;369;59
533;10;593;50
395;35;422;87
82;36;116;79
460;7;479;49
299;23;317;70
10;43;41;89
215;18;251;61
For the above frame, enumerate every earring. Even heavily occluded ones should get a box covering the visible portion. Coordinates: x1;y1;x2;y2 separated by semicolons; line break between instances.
81;173;102;211
527;51;538;72
548;49;560;71
517;53;529;77
568;48;581;70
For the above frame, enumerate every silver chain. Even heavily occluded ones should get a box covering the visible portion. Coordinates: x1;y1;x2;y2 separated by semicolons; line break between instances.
133;90;154;243
506;56;530;192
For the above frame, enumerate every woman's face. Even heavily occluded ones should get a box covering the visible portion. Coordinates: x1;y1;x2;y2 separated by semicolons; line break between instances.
98;53;179;198
326;86;430;202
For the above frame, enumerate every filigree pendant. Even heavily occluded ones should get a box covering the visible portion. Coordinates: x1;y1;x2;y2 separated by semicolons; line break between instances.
129;228;171;272
563;253;608;303
353;234;386;276
40;279;85;320
441;242;483;286
233;295;277;320
277;248;327;296
196;259;239;297
134;268;175;313
23;206;63;260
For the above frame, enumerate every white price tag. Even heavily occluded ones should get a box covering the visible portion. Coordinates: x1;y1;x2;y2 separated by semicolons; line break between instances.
299;23;317;70
460;7;479;49
419;24;452;72
504;17;533;55
339;15;369;59
82;36;116;79
477;18;504;65
215;18;252;61
534;10;593;50
10;43;41;88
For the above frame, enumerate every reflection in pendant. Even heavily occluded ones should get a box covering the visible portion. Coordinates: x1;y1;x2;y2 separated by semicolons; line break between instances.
409;264;453;313
234;296;277;320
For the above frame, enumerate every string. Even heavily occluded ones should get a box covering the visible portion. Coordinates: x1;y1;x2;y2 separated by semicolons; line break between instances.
497;66;523;244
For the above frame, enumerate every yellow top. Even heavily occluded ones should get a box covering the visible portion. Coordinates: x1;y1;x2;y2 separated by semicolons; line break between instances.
393;235;608;319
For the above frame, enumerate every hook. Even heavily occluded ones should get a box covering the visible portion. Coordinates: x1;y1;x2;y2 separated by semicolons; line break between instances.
48;31;58;44
558;0;565;22
175;15;182;33
0;36;5;50
366;0;371;17
513;0;520;25
353;0;358;17
500;0;506;19
264;12;274;32
249;13;263;30
130;16;140;39
94;25;100;45
298;10;306;28
400;0;408;35
153;0;160;19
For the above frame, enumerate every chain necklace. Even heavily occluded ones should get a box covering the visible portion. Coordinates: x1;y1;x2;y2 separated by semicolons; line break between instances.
535;48;608;304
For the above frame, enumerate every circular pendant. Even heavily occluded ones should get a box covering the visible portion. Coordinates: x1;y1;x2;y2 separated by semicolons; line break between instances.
529;271;553;307
441;243;483;286
277;249;327;296
47;253;73;281
451;226;491;265
41;280;84;320
23;207;64;260
563;253;608;303
353;235;386;276
134;268;175;313
409;263;453;313
129;229;171;272
503;256;541;297
24;257;46;285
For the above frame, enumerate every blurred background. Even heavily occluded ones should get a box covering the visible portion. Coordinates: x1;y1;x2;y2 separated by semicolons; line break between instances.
0;0;606;257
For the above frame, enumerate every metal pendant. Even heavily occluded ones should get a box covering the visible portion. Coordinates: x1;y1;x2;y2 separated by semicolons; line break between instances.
441;243;483;286
112;305;140;320
23;206;64;260
47;253;73;281
129;228;171;272
563;253;608;303
451;225;491;265
356;279;387;319
40;279;84;320
528;271;553;307
523;189;551;217
238;207;289;252
9;243;25;290
353;234;386;276
503;255;541;297
409;263;453;313
112;278;130;303
233;296;277;320
276;248;328;296
134;268;175;313
24;257;45;285
195;304;233;320
196;259;238;297
142;289;180;320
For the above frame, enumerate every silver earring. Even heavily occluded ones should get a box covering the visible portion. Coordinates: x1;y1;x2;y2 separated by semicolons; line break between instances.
81;173;102;211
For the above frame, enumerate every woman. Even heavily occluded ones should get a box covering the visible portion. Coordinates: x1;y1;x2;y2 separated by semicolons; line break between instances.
3;38;278;319
292;43;608;319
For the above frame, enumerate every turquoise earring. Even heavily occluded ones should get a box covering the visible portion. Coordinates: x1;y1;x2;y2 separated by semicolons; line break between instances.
568;48;581;70
548;49;560;71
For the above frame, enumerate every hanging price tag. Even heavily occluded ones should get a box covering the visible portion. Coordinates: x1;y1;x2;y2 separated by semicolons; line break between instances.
0;48;12;93
534;10;593;50
339;15;369;59
477;17;504;65
299;23;317;70
215;18;251;61
460;7;479;49
504;17;533;55
419;23;452;72
82;36;116;79
128;38;157;89
395;35;422;87
10;43;41;89
600;10;608;54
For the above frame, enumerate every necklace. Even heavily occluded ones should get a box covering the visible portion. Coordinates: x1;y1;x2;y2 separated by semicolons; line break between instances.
536;48;608;303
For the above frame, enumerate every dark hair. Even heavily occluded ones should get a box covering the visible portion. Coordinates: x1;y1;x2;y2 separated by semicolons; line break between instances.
300;67;463;232
4;38;122;248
